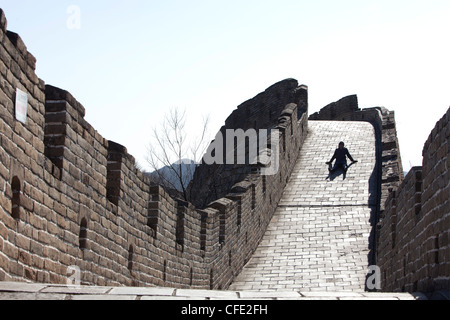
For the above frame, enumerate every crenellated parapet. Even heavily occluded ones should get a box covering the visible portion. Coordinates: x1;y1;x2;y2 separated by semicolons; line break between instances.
0;8;310;289
189;79;308;209
377;107;449;294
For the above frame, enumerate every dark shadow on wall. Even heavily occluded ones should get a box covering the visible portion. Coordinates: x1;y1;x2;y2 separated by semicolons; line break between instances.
365;123;383;291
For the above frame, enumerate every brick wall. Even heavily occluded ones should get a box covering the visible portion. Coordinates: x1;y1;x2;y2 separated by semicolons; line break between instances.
309;96;449;294
377;107;449;293
0;9;309;289
189;79;308;209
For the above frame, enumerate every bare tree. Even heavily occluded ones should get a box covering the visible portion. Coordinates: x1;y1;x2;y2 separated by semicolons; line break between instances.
146;107;210;201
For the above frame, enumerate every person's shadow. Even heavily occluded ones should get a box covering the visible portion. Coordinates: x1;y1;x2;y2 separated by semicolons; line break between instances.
326;162;356;181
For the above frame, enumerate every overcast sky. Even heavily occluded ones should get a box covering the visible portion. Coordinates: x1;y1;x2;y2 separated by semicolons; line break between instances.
2;0;449;172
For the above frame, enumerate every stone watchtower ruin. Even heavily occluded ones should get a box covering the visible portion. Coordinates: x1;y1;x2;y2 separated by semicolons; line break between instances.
0;9;449;295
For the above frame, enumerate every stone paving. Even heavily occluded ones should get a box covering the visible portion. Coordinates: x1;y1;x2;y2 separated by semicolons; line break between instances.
230;121;379;292
0;281;419;300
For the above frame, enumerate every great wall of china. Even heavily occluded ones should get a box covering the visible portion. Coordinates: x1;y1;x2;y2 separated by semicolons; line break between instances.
0;9;448;297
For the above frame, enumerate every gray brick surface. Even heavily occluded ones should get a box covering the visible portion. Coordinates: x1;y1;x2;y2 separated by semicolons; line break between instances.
229;121;377;292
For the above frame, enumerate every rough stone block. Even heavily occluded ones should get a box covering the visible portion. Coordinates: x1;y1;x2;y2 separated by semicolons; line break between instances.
0;9;7;33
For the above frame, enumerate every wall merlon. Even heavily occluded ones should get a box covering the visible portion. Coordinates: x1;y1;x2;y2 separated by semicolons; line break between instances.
277;103;298;131
230;180;252;194
280;103;297;117
2;30;37;74
107;140;127;155
209;197;234;211
6;32;26;57
45;85;86;118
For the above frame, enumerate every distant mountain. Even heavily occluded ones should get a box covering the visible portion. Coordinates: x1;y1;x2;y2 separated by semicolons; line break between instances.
147;159;198;192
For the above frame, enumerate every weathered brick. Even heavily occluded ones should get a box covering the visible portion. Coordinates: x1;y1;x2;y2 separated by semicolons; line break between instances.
18;250;31;265
3;241;18;260
0;193;11;215
0;9;7;33
16;234;30;251
9;261;23;277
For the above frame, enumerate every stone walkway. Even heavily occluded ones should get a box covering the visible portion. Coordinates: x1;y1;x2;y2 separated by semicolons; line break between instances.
230;121;379;292
0;281;419;300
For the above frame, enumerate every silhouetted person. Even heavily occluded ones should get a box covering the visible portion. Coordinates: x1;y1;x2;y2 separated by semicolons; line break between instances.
326;142;358;173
